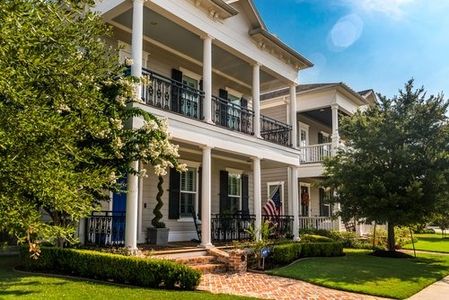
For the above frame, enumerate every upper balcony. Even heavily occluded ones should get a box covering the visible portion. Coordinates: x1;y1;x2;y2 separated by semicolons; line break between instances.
141;68;292;147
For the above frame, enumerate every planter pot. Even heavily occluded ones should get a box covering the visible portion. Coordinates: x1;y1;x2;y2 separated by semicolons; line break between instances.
147;227;169;246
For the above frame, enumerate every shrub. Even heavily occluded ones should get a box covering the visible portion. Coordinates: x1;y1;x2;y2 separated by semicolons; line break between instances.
414;228;435;234
270;242;343;265
20;247;201;290
300;234;333;243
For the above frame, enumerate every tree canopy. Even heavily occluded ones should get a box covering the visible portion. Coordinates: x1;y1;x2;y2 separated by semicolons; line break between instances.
0;0;183;251
323;80;449;251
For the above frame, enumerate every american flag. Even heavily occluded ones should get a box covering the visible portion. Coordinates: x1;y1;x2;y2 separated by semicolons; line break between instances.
263;186;282;217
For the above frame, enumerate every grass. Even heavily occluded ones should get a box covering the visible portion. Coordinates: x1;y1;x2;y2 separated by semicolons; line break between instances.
403;233;449;253
0;255;252;300
268;249;449;299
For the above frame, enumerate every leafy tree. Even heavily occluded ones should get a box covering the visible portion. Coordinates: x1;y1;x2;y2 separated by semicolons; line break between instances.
323;80;449;252
0;0;184;252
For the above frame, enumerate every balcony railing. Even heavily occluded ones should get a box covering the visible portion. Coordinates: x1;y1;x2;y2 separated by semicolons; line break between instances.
261;115;292;147
137;68;292;148
300;142;333;163
141;68;204;120
299;216;338;231
211;95;254;135
86;211;126;246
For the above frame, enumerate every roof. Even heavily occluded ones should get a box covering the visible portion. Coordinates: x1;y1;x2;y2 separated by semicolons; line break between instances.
219;0;313;70
261;82;368;104
358;89;374;97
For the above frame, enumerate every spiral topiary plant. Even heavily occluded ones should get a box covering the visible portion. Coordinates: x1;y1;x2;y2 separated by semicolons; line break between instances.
151;176;166;228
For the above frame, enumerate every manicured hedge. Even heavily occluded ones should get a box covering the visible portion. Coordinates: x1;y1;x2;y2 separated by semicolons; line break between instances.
20;247;201;290
270;242;343;265
300;234;334;243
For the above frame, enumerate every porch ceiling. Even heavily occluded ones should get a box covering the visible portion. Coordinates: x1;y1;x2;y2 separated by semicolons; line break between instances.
300;108;332;128
112;7;277;89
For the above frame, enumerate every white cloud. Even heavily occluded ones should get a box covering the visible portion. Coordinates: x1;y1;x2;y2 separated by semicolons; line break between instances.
343;0;414;18
327;14;364;51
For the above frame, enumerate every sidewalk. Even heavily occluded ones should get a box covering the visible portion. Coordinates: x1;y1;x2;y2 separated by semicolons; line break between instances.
408;275;449;300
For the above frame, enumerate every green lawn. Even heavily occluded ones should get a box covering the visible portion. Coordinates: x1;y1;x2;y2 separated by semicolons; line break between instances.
403;233;449;253
268;249;449;299
0;256;252;300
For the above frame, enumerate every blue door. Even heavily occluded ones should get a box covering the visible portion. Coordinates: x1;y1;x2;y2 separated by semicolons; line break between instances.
111;178;127;245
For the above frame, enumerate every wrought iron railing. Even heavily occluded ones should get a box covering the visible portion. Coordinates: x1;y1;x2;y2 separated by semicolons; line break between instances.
299;216;337;231
262;215;294;238
300;142;333;163
86;211;126;246
211;213;294;242
211;96;254;135
211;213;255;242
141;68;204;120
260;115;292;147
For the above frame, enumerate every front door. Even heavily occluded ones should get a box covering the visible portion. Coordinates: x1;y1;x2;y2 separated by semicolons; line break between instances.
300;185;310;217
111;178;127;245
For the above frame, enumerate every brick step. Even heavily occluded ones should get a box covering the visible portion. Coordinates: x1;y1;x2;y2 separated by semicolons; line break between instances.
191;263;227;274
174;255;219;265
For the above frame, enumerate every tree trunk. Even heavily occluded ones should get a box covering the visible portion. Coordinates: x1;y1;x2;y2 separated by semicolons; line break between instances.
387;223;395;252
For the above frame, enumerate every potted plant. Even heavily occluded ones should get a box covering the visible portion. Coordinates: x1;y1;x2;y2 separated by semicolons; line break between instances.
147;176;169;245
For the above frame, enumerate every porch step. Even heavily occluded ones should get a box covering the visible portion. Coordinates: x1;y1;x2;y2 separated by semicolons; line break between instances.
191;263;227;274
174;255;217;265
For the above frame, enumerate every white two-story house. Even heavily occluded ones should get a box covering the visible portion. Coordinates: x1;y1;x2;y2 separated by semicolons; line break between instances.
261;83;376;232
83;0;315;251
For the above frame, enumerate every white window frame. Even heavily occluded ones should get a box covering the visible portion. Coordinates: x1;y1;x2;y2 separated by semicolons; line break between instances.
178;160;200;222
179;67;202;81
266;181;285;215
319;186;331;217
299;122;309;147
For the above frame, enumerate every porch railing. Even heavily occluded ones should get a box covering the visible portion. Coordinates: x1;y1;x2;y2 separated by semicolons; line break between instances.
262;215;294;238
300;143;333;163
211;213;294;242
211;213;255;242
211;96;254;135
86;211;126;246
141;68;204;120
299;216;337;231
260;115;292;147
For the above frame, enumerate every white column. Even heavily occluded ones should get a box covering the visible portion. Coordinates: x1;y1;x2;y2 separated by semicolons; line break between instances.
252;64;261;138
78;219;86;245
289;84;297;148
331;104;340;152
125;160;139;251
291;166;300;240
253;157;262;238
201;146;213;248
125;0;144;252
131;0;144;98
287;168;293;216
202;35;213;123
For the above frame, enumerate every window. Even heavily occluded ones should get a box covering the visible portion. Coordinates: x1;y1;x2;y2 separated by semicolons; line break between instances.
227;93;241;130
181;75;199;118
180;167;197;218
267;182;284;214
228;173;241;213
319;188;332;217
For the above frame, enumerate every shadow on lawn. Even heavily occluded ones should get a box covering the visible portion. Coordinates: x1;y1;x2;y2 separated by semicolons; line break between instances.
0;255;69;298
271;251;449;288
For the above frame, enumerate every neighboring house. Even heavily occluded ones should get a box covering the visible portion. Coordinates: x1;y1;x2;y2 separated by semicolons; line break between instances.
84;0;314;251
261;83;377;232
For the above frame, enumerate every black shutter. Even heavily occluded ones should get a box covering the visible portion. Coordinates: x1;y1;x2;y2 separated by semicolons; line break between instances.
318;132;324;144
241;174;249;215
218;89;229;127
319;188;329;217
219;170;230;214
240;97;248;108
171;69;183;113
197;167;202;220
168;168;181;219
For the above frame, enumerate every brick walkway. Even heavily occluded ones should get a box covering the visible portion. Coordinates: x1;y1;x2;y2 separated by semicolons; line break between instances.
198;272;386;300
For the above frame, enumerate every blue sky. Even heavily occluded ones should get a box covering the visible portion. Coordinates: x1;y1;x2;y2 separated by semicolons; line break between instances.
254;0;449;98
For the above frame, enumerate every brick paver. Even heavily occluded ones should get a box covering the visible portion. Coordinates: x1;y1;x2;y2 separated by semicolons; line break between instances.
198;272;386;300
